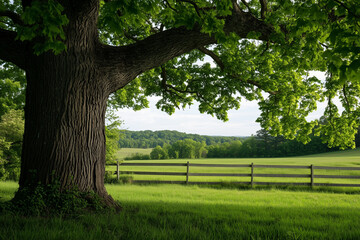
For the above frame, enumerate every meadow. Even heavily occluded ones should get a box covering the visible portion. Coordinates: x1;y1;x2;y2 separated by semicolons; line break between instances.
115;148;152;160
1;149;360;239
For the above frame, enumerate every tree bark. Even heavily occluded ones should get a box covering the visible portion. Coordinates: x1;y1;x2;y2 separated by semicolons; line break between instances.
15;0;119;209
18;52;116;203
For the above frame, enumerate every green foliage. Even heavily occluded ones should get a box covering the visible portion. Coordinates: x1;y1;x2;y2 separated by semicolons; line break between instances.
0;61;25;118
16;0;69;55
0;61;25;181
164;139;207;159
118;130;243;148
0;109;24;181
108;78;149;111
150;145;168;159
3;179;107;216
105;109;122;164
207;140;243;158
108;0;360;149
207;129;335;158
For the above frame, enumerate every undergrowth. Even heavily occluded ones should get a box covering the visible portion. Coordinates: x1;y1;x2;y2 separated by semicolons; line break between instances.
0;180;110;217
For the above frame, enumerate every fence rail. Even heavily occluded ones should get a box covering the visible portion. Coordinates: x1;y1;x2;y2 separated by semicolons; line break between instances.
115;162;360;188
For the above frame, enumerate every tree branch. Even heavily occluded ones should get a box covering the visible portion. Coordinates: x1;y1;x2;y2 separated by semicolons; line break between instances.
198;46;277;95
197;46;225;70
333;0;360;18
97;6;273;93
0;28;28;69
160;66;189;107
164;0;178;12
177;0;202;17
97;27;214;92
259;0;268;20
240;0;252;14
0;10;24;26
342;84;351;112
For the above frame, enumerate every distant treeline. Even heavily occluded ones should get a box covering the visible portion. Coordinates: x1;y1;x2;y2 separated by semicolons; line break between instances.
122;129;343;160
207;129;336;158
118;130;245;148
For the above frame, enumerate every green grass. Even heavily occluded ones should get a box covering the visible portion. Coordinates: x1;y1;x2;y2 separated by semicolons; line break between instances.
108;148;360;186
1;182;360;239
115;148;152;160
0;181;18;202
1;149;360;239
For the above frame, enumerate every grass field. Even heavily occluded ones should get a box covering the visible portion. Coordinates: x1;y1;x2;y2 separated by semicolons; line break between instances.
1;149;360;239
115;148;152;160
1;182;360;239
108;148;360;186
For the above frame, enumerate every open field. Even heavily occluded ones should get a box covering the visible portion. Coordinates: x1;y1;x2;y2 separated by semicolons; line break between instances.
115;148;152;160
108;149;360;186
1;149;360;239
1;181;360;239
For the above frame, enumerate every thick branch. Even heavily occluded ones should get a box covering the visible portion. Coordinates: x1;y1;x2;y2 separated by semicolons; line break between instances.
224;4;272;40
97;27;214;92
97;6;273;93
0;28;28;69
259;0;268;20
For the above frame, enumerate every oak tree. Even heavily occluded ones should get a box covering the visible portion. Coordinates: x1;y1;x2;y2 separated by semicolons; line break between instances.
0;0;359;209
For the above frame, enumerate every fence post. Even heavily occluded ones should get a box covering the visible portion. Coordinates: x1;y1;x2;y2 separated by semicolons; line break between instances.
117;160;119;181
251;162;254;188
310;164;314;188
186;161;190;184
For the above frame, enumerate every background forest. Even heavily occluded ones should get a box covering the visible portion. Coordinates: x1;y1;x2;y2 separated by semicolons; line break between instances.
120;129;351;160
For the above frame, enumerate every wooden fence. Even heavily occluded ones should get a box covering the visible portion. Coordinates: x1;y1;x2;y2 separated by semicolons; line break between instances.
115;162;360;187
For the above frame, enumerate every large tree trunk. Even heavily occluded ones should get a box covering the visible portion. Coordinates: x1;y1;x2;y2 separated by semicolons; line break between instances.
15;1;119;209
18;52;118;207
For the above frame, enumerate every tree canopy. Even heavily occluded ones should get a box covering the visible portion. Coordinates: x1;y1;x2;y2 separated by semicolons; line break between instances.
1;0;359;149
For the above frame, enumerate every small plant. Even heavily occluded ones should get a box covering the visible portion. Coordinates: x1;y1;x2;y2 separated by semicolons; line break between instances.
2;176;111;216
119;175;133;184
104;171;117;184
104;171;133;184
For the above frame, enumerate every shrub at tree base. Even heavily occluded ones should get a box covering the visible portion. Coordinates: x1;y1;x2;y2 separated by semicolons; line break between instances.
0;179;119;216
104;171;133;184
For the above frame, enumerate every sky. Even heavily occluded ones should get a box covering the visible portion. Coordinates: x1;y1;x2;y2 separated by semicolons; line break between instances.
114;72;328;137
115;97;261;137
